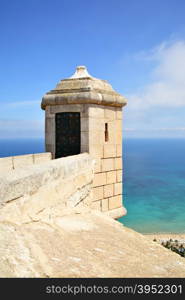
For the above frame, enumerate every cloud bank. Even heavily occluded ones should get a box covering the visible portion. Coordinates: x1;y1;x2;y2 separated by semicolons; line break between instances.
124;40;185;137
0;100;44;138
128;40;185;109
0;120;44;139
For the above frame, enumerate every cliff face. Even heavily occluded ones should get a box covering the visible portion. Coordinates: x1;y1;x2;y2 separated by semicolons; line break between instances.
1;208;185;278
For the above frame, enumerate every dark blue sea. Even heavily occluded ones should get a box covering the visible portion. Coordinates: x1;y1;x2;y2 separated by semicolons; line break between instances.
0;138;185;234
0;138;45;157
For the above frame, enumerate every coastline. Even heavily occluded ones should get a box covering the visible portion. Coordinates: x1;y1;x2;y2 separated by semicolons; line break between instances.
144;233;185;244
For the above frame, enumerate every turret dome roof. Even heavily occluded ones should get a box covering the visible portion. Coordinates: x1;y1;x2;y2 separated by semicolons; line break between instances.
41;66;127;109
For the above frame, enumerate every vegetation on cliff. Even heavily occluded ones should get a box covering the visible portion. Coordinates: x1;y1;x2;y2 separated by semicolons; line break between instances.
153;238;185;258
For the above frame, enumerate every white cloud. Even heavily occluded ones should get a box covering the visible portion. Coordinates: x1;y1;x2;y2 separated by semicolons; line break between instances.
124;127;185;132
127;40;185;109
124;128;137;131
1;100;40;108
0;120;44;138
123;127;185;138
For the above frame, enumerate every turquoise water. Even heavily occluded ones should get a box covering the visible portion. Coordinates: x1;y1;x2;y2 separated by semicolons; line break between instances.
119;138;185;234
0;138;185;234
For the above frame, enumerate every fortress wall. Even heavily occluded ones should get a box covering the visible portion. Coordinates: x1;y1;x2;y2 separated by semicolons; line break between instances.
87;105;124;218
0;152;52;173
0;153;94;224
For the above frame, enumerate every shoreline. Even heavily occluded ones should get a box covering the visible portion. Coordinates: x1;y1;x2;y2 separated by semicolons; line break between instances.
144;233;185;243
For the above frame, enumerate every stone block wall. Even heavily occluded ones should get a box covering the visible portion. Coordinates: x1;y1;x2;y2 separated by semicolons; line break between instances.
45;103;125;219
0;152;52;173
0;153;94;224
87;105;124;218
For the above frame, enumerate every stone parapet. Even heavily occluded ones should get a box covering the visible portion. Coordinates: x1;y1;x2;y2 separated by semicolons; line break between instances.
0;153;94;224
0;152;52;173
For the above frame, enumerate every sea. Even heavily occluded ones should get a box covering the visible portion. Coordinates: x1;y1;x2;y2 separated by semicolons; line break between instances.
0;137;185;234
119;138;185;234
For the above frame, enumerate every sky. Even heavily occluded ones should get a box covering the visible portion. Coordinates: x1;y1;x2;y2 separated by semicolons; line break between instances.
0;0;185;138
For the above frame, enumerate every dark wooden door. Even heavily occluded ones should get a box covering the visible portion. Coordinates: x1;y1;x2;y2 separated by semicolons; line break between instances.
55;112;81;158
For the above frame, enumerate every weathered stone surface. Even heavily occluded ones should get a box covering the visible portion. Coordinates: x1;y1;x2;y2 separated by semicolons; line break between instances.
115;130;122;144
103;145;116;158
115;157;122;170
0;153;94;211
1;208;185;278
105;207;127;219
33;153;52;164
13;154;33;169
104;107;116;120
114;182;122;196
88;105;105;118
116;144;122;157
89;144;103;157
101;158;114;172
0;153;52;174
116;170;122;182
93;186;103;201
101;198;109;212
109;195;122;210
94;158;101;173
103;184;114;198
93;172;106;187
91;201;101;211
116;107;122;119
0;157;13;173
106;170;117;184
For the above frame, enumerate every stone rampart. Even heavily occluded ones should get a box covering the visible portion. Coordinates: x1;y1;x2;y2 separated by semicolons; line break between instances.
0;152;52;173
0;153;94;224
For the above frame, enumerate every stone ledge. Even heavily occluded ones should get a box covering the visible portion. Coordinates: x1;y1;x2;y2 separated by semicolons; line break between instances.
0;153;94;205
0;152;52;173
41;91;126;109
104;206;127;219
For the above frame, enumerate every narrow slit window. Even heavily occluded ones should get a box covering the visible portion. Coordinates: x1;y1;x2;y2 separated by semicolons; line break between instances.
105;123;109;142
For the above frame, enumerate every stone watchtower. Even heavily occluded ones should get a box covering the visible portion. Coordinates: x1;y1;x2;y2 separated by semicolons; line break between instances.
41;66;127;219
